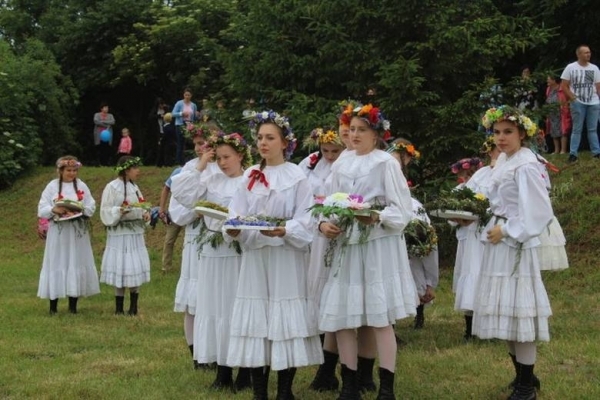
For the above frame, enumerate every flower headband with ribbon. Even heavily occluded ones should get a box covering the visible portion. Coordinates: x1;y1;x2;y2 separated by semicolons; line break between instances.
208;132;254;169
115;157;142;173
386;142;421;160
352;104;392;141
481;105;538;137
303;127;343;150
247;110;297;160
450;157;484;174
56;159;82;169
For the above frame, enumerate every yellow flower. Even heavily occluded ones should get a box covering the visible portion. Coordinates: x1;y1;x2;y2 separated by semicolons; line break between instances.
474;193;486;201
330;192;349;202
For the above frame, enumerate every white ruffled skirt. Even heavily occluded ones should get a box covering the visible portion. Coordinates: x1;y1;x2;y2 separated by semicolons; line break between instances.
454;229;485;312
306;234;330;333
319;235;419;332
37;220;100;299
174;223;201;314
473;240;552;342
226;246;323;371
100;226;150;288
537;216;569;271
193;244;242;365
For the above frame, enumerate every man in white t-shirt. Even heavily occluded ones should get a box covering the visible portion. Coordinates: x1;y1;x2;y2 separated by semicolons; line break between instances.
561;44;600;162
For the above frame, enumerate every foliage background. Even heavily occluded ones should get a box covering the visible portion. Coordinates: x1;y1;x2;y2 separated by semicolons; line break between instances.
1;0;600;189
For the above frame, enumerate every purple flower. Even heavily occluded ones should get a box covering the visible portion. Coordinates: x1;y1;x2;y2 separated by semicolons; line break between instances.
349;194;364;203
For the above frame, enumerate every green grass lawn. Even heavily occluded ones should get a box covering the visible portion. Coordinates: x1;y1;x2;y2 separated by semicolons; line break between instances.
0;155;599;399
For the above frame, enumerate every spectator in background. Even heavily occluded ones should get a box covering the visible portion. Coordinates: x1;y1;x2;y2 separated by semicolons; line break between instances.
171;88;198;165
157;113;176;167
561;44;600;162
93;103;116;166
515;65;538;111
159;167;184;273
545;76;572;154
117;128;133;158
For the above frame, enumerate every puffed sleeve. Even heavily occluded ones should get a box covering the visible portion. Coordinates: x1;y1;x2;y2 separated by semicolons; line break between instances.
171;169;208;209
38;181;56;219
283;178;314;249
79;180;96;217
501;164;553;243
378;159;413;231
100;183;124;227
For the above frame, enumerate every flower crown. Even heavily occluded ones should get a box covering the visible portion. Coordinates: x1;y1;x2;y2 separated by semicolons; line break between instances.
208;132;254;169
450;157;484;174
338;99;362;127
352;104;392;139
480;136;497;154
481;105;538;137
56;159;82;169
115;157;142;173
247;110;297;160
386;142;421;159
303;128;343;150
183;121;211;140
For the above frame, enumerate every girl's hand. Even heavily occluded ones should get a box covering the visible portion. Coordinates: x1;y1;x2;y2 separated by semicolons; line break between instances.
120;207;131;215
261;227;286;237
451;218;474;227
226;229;241;238
198;148;215;172
319;222;342;239
52;206;68;216
142;211;150;222
421;286;436;304
487;225;504;244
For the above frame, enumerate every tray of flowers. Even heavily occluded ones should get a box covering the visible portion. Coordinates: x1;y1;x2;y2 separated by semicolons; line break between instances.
223;215;287;231
195;201;229;220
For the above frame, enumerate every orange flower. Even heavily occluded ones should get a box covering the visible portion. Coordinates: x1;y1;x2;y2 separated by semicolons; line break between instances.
406;144;415;154
358;104;373;116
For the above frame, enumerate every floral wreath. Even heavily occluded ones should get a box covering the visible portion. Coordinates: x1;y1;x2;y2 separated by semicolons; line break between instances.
115;157;142;173
386;142;421;160
480;135;497;154
481;105;538;137
338;99;362;127
352;103;392;140
208;132;254;169
183;121;211;140
303;127;343;150
450;157;484;174
247;110;297;160
56;159;82;169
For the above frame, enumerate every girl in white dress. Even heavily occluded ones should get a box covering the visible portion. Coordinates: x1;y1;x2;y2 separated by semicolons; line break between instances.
37;156;99;314
475;106;554;399
446;156;485;341
318;104;418;400
224;111;323;400
387;140;439;330
172;132;253;391
100;156;151;316
169;131;217;369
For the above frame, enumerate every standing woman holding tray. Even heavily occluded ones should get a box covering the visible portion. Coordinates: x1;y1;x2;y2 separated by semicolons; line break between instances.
318;104;418;400
224;111;323;400
476;106;554;400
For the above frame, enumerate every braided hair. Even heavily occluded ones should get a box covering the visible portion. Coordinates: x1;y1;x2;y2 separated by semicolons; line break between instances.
56;155;80;199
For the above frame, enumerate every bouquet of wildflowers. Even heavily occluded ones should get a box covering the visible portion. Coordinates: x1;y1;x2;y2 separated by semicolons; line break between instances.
309;192;381;269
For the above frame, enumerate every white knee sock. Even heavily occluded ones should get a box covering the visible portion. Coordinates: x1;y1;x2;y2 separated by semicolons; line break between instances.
184;312;195;346
514;341;536;365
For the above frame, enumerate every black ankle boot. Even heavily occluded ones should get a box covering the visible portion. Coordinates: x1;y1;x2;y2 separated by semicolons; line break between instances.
128;292;138;316
68;297;78;314
115;296;125;315
508;363;537;400
463;315;473;341
508;354;540;391
309;349;339;391
251;366;270;400
211;365;234;390
376;368;396;400
357;356;376;393
188;345;199;370
337;364;361;400
276;368;296;400
414;304;424;329
49;299;58;315
234;367;252;392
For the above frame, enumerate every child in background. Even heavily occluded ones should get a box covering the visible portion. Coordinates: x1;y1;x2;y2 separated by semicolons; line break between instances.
117;128;133;158
37;156;99;314
100;156;151;316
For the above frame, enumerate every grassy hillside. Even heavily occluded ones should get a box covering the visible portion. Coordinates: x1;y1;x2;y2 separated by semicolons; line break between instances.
0;156;598;400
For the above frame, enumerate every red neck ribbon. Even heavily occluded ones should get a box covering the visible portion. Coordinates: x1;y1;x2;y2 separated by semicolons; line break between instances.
247;169;269;191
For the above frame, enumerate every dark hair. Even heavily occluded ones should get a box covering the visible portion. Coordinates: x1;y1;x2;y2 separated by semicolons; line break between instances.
183;87;193;95
100;102;109;109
